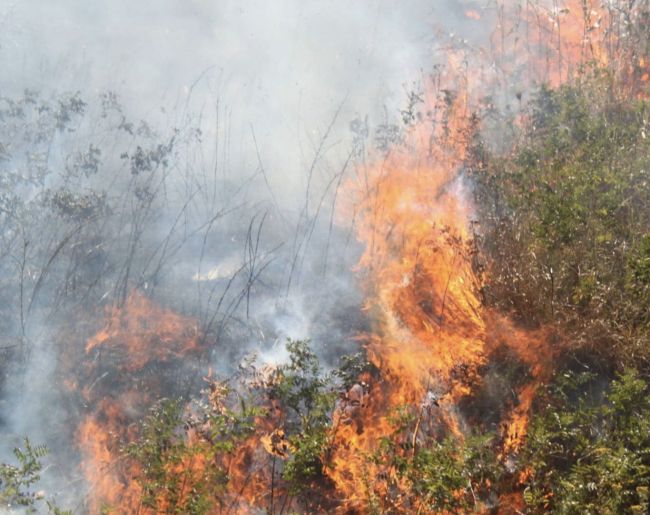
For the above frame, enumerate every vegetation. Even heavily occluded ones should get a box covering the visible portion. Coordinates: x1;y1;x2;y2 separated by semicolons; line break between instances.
2;5;650;513
108;340;339;513
470;78;650;366
0;439;69;514
521;369;650;513
365;407;501;513
5;75;650;515
264;339;337;496
123;389;261;513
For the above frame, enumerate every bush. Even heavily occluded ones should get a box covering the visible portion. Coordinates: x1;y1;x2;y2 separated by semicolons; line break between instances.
0;439;70;514
521;369;650;513
469;79;650;366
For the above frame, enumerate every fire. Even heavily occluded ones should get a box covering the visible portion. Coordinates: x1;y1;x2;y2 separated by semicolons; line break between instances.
327;7;650;503
77;399;143;512
68;2;649;511
492;0;649;96
348;95;484;399
328;78;490;507
75;290;284;512
85;290;200;371
328;103;557;509
77;290;201;512
327;2;601;503
484;314;556;453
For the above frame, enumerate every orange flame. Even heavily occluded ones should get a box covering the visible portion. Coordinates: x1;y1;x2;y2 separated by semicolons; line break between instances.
77;290;200;512
85;290;200;371
77;399;143;513
492;0;649;96
327;6;587;501
328;77;492;508
72;2;649;510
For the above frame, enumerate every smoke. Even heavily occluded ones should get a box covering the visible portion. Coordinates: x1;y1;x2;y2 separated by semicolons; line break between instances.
0;0;497;509
4;0;434;193
2;0;491;195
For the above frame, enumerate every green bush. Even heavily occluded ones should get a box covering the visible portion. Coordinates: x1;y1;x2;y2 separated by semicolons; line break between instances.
521;369;650;514
469;79;650;366
0;439;70;514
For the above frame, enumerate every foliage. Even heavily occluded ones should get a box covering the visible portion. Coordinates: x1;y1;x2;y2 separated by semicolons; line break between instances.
5;34;650;514
469;78;650;365
407;435;500;512
122;310;650;514
125;387;262;514
265;339;337;495
333;351;376;390
364;407;502;513
0;439;70;514
467;72;650;513
125;399;207;513
520;369;650;514
125;340;339;510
